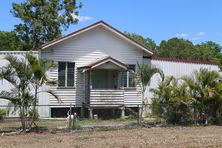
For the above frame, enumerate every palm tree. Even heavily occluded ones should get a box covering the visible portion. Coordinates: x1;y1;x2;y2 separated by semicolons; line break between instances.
150;76;175;118
150;68;221;125
25;53;59;128
135;63;164;123
182;68;222;124
0;53;59;132
0;55;34;132
150;76;193;124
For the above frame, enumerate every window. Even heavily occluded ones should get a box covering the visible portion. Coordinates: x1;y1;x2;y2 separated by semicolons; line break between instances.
120;71;127;87
120;64;136;88
58;62;75;87
128;65;135;87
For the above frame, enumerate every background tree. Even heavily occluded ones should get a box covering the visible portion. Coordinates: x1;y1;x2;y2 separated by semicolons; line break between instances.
0;31;26;51
156;38;195;59
156;38;222;70
11;0;82;50
125;32;157;50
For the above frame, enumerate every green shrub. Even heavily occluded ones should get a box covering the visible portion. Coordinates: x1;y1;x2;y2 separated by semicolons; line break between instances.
29;108;39;119
0;109;7;117
151;69;222;125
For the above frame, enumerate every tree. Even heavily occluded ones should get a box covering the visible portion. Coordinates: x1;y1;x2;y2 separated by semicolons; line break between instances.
0;53;59;132
156;38;222;70
151;68;222;125
11;0;82;50
0;31;26;51
182;68;222;124
199;41;222;53
156;38;195;59
26;53;58;128
135;63;164;123
125;32;157;50
150;76;193;124
0;55;34;132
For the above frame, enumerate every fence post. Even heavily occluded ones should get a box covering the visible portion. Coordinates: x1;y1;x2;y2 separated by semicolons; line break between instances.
69;104;72;129
121;106;125;119
72;105;75;129
88;108;93;120
137;104;140;125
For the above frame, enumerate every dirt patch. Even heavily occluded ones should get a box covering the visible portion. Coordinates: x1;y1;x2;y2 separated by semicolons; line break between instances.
1;126;222;148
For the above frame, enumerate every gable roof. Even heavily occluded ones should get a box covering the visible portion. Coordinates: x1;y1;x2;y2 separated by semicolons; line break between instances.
78;56;128;70
40;21;153;54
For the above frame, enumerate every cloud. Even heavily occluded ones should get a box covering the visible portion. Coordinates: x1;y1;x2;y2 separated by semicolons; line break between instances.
71;14;93;22
176;33;189;38
176;32;205;41
198;32;205;36
78;16;94;22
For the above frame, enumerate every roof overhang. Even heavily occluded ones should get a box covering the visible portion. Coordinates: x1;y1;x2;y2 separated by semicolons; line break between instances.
78;56;129;72
39;21;153;55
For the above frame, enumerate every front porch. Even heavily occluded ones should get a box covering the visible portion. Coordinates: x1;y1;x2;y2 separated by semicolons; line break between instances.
78;56;142;119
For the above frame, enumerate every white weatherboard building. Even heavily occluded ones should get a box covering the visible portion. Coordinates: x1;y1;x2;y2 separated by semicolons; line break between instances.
0;21;220;118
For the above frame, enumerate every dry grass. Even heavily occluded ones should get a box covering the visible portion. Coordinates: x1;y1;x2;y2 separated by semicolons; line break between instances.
0;119;137;132
1;126;222;147
0;119;67;132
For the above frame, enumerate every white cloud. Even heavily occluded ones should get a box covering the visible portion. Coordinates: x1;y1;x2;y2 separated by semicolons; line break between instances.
176;33;189;38
198;32;205;36
78;16;94;22
71;14;93;22
176;32;205;41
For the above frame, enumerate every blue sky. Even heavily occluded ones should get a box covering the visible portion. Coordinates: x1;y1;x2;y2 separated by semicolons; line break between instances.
1;0;222;45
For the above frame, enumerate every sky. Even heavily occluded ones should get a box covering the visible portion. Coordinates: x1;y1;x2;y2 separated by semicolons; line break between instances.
1;0;222;45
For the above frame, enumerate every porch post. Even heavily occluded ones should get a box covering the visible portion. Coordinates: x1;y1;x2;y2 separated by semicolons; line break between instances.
138;105;142;117
121;106;125;119
88;108;93;120
80;107;85;118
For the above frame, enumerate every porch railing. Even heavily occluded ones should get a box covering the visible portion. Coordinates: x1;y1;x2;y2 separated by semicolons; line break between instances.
90;89;124;107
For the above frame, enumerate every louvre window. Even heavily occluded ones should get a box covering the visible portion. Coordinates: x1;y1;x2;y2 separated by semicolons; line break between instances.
58;62;75;87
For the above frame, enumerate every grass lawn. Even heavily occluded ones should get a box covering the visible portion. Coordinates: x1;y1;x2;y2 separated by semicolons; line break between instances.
1;126;222;147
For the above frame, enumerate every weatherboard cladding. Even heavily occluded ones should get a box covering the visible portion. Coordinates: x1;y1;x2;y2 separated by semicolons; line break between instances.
40;24;144;108
40;21;153;54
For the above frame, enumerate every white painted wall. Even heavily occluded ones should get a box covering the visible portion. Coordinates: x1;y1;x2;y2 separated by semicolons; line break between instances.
41;25;144;109
144;58;220;104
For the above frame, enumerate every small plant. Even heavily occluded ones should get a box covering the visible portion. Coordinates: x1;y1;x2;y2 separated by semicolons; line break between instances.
29;108;39;120
0;109;7;116
0;109;7;121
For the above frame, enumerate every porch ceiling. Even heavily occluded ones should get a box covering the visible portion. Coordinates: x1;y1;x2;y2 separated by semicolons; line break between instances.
78;56;128;71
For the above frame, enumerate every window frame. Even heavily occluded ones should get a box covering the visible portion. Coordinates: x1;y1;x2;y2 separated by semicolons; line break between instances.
127;64;136;88
120;64;136;88
58;61;75;88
